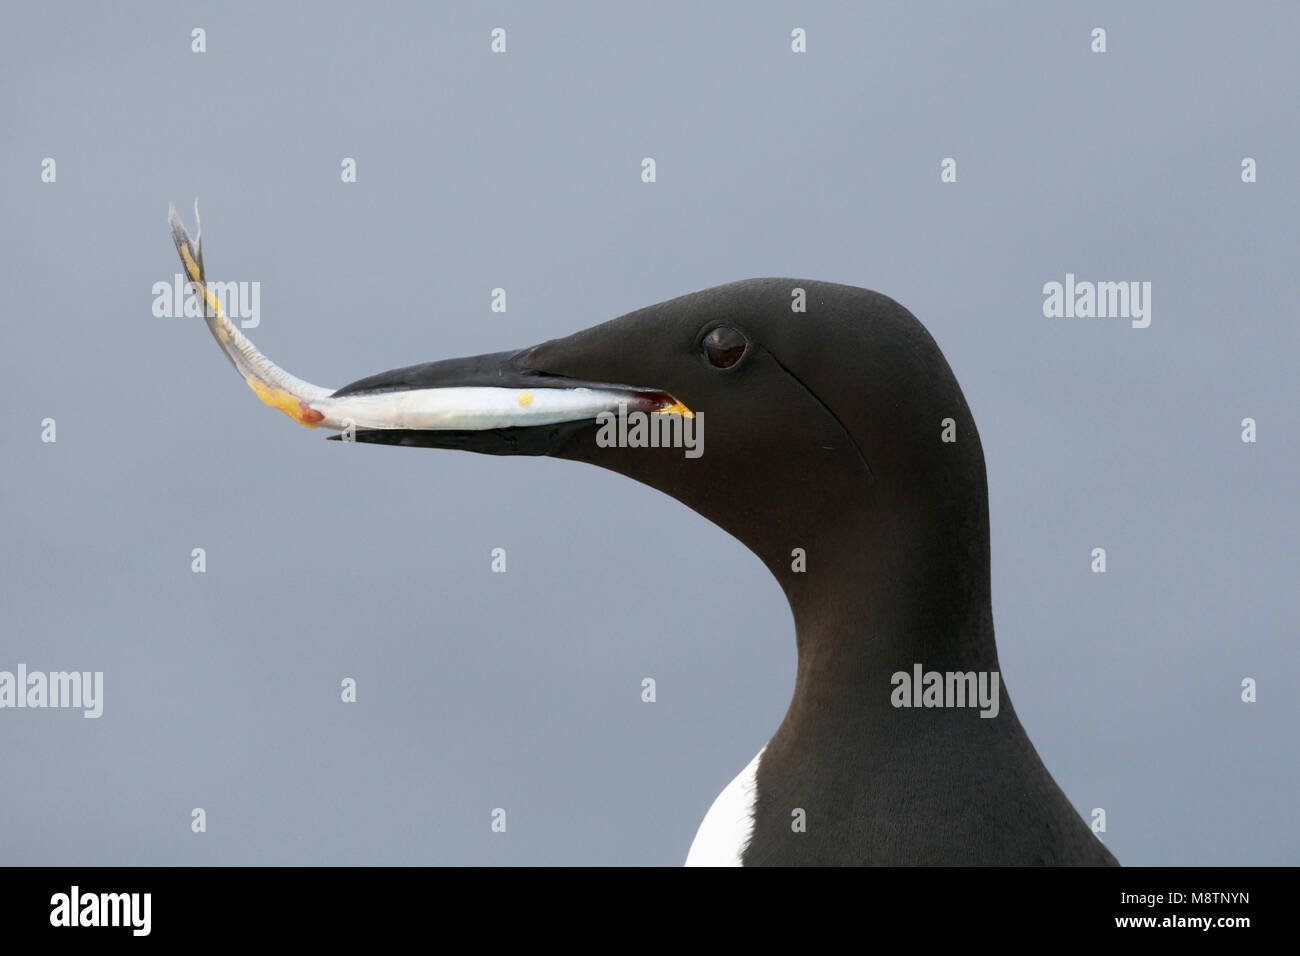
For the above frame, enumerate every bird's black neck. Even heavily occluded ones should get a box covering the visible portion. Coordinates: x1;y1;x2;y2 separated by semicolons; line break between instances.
743;480;1114;864
777;478;1000;720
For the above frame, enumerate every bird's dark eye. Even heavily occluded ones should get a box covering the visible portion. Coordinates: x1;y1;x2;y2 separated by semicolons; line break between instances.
702;326;748;368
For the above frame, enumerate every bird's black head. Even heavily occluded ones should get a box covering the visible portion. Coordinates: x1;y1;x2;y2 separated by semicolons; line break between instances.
173;187;1004;712
334;278;992;632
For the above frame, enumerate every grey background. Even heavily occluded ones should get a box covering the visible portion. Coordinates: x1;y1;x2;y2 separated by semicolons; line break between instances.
2;1;1296;865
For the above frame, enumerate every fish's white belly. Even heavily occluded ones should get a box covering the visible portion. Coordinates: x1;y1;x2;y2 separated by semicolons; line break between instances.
684;748;765;867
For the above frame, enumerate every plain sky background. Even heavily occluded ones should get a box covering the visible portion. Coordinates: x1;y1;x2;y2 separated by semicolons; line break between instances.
1;1;1296;866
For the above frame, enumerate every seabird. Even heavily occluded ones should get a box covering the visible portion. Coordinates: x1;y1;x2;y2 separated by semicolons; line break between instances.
168;204;1119;866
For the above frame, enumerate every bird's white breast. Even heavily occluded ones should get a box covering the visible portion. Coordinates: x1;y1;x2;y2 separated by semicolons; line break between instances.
684;747;765;866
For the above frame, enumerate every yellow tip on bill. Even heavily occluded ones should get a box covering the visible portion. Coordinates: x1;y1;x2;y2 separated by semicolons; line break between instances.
658;399;695;419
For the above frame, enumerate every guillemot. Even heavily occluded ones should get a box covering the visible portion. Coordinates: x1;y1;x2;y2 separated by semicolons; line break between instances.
168;204;1118;866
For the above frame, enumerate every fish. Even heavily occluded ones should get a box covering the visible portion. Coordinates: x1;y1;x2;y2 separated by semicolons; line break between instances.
166;202;691;432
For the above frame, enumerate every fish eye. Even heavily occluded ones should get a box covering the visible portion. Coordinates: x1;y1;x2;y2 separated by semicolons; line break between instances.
702;326;748;369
